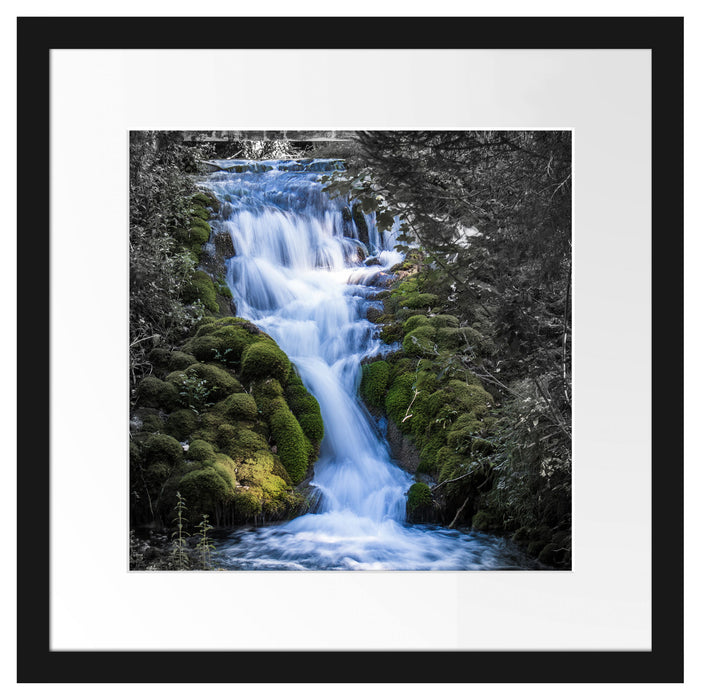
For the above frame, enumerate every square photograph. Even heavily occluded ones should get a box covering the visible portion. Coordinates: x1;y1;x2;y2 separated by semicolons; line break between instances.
128;130;572;571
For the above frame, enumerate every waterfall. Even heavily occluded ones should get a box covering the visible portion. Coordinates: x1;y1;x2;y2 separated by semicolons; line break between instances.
205;158;532;570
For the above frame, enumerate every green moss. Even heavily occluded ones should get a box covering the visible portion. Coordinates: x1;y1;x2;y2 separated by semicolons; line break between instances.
168;351;197;371
269;403;310;484
472;510;502;532
164;409;199;441
181;334;224;362
231;488;263;519
417;432;446;475
214;392;259;422
427;380;493;418
428;314;460;329
297;413;324;444
180;363;241;402
220;428;269;461
446;413;483;453
190;205;210;222
402;325;437;357
143;434;183;466
148;347;171;371
182;271;218;313
178;467;234;516
403;315;431;333
359;360;390;409
191;191;218;210
241;341;291;385
435;327;469;352
136;376;179;411
140;413;165;433
252;378;285;419
406;482;433;522
402;292;438;310
187;439;216;462
380;322;404;344
385;372;416;427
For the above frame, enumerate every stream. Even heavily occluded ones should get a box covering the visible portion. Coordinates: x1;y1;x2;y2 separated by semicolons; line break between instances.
203;158;535;570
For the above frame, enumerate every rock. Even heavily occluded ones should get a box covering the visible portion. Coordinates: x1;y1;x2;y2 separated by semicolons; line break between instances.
386;419;420;473
366;306;383;323
214;231;236;259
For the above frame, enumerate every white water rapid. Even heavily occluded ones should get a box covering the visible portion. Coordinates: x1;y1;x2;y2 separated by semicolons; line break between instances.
204;158;533;570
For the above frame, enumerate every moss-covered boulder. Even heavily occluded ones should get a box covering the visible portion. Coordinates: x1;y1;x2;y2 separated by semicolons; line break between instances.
143;434;183;466
136;376;180;411
406;482;433;522
241;341;291;385
182;271;218;313
359;360;391;410
165;409;199;441
269;402;310;484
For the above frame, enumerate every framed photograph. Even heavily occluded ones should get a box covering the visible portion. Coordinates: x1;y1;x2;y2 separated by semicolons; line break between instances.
17;16;682;682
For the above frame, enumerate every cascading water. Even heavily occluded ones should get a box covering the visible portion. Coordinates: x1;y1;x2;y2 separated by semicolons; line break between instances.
204;158;534;570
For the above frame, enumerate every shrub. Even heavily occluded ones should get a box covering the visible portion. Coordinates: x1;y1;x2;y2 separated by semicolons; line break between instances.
241;341;291;385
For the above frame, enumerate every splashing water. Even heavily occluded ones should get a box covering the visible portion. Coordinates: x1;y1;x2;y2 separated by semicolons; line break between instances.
204;158;534;570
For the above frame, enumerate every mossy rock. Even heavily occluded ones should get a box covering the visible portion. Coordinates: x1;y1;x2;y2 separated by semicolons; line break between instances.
136;376;180;411
406;482;433;522
402;326;437;357
385;372;416;427
241;341;291;385
190;205;210;222
436;448;465;484
269;403;310;484
182;271;218;313
140;413;165;433
181;334;225;362
213;325;260;363
187;439;216;463
191;191;219;210
427;381;493;419
168;351;197;371
402;292;439;310
213;392;259;422
428;314;460;329
178;467;235;516
471;510;502;532
147;347;172;372
143;434;183;466
252;378;285;419
165;409;199;441
380;322;404;345
417;432;447;475
403;315;432;333
181;363;241;402
219;427;269;462
359;360;390;410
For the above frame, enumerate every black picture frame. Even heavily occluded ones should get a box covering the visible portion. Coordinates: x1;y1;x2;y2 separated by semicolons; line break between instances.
17;16;683;683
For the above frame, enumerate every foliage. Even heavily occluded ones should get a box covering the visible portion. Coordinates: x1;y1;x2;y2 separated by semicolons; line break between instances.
343;131;571;564
130;131;214;392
